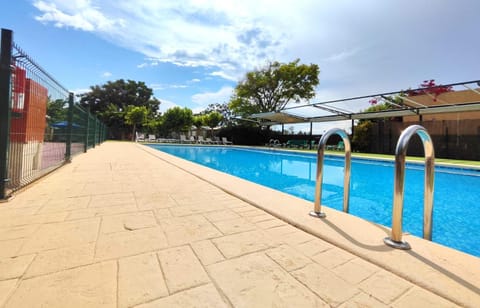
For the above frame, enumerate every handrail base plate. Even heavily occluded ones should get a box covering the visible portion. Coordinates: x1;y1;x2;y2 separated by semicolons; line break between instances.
309;211;326;218
384;237;411;250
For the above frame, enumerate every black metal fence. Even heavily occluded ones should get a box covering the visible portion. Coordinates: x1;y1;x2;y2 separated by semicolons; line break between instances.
0;29;107;199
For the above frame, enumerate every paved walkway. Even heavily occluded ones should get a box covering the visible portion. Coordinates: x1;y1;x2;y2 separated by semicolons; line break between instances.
0;142;468;307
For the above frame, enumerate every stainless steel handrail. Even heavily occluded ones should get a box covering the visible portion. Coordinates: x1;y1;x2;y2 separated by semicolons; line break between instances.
309;128;351;218
384;125;435;250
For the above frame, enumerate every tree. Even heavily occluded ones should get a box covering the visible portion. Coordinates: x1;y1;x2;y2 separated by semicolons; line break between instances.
204;103;235;126
203;112;223;137
46;98;68;124
124;106;148;141
162;107;193;135
192;114;205;137
229;59;320;117
79;79;160;139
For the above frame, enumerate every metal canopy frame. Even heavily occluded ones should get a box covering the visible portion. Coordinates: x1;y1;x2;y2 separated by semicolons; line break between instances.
250;80;480;126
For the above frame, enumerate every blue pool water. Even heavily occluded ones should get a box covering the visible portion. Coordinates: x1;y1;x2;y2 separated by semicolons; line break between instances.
149;144;480;257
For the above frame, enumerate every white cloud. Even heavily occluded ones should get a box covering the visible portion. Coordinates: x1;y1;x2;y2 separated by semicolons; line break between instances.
33;0;480;93
189;78;201;83
150;83;188;91
33;0;125;32
191;86;233;108
157;98;180;113
101;71;112;78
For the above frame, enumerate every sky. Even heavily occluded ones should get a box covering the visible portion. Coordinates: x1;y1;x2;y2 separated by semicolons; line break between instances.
1;0;480;132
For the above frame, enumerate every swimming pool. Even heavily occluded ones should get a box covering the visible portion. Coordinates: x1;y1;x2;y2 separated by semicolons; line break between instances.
149;144;480;257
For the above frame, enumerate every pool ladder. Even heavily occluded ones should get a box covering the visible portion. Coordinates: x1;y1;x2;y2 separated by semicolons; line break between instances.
309;128;351;218
310;125;435;250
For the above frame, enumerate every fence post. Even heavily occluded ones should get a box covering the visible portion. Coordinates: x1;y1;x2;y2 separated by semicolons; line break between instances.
84;106;90;152
65;92;74;162
92;117;97;148
0;29;13;200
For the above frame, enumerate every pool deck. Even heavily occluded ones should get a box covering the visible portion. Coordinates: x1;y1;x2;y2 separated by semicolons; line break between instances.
0;141;478;307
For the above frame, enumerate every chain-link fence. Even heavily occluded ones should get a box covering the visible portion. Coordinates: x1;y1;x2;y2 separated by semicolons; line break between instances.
0;29;107;199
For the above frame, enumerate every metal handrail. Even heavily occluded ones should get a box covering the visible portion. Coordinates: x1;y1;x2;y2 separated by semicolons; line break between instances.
384;125;435;250
309;128;351;218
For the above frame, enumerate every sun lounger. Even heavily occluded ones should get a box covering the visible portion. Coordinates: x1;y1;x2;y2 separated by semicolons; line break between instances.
222;137;233;145
136;132;145;142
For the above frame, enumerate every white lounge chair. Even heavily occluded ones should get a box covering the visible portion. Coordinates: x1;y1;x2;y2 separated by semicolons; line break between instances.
180;134;190;143
148;134;156;142
222;137;233;145
136;132;145;142
197;136;206;144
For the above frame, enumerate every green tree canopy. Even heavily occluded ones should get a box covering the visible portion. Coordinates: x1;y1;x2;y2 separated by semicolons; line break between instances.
125;106;148;141
79;79;160;139
203;111;223;129
162;107;193;134
203;103;235;126
229;59;320;117
46;98;68;124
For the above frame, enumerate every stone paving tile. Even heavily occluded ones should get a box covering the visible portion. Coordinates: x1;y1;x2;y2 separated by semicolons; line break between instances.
153;208;172;219
157;245;210;294
24;243;95;278
0;212;67;228
280;230;318;246
236;208;267;217
118;252;168;308
0;224;39;241
4;261;117;308
207;253;328;307
263;224;298;237
294;238;333;257
338;292;389;308
203;209;241;222
19;218;100;254
95;226;168;261
0;279;18;307
291;262;360;306
391;287;456;308
0;206;41;217
81;183;124;196
220;200;251;209
331;257;380;285
312;247;356;269
89;192;136;208
358;270;413;305
231;206;259;214
66;204;138;221
190;240;225;266
0;254;35;280
134;192;177;210
169;202;229;217
160;215;222;246
0;239;25;258
212;230;276;259
255;219;286;229
100;211;158;234
244;213;276;223
266;244;312;272
211;217;257;235
37;196;91;214
136;284;229;308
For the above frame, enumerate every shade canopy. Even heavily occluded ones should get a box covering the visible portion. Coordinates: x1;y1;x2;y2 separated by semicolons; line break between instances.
250;80;480;125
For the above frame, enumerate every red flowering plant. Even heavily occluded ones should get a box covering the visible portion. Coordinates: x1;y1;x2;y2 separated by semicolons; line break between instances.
407;79;453;102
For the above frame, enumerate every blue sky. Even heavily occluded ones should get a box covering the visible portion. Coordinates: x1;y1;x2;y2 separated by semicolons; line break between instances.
2;0;479;131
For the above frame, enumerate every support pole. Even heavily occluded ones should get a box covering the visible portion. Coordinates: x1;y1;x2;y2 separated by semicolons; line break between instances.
65;92;73;162
0;29;13;200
